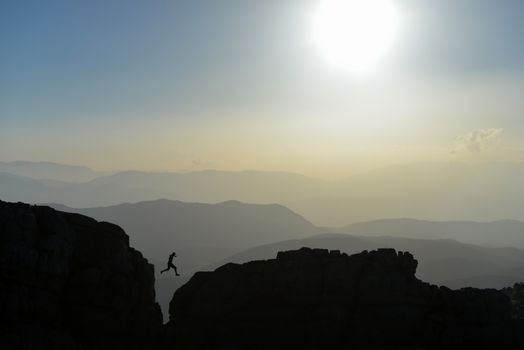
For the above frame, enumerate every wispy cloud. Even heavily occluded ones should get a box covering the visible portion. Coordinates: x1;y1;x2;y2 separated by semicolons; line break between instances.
192;158;216;168
452;128;503;154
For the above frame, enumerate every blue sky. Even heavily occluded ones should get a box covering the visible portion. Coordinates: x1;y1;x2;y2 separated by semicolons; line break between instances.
1;0;524;176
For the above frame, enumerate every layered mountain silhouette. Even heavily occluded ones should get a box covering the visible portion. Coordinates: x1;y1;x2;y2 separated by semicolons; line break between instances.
0;161;104;182
4;160;524;225
2;200;524;349
339;218;524;249
49;199;322;272
48;199;324;315
0;166;328;208
0;172;163;207
48;198;524;291
45;199;524;315
88;169;328;204
281;161;524;225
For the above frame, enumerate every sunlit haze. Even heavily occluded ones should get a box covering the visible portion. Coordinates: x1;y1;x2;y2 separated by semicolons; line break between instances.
2;0;524;179
313;0;400;71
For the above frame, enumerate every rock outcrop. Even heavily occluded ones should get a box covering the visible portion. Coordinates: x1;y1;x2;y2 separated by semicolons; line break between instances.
504;283;524;320
0;201;162;349
165;247;524;349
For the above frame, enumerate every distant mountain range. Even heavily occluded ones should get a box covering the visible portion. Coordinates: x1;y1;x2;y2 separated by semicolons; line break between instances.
0;171;161;207
287;162;524;225
0;161;105;182
338;218;524;249
3;160;524;225
44;198;524;316
4;161;524;318
87;169;328;203
0;166;328;209
49;199;323;272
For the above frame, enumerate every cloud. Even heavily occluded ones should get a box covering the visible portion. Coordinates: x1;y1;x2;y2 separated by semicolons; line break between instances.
192;158;216;168
452;128;503;154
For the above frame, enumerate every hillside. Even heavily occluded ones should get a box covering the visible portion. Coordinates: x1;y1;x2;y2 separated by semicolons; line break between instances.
286;162;524;226
0;168;328;208
0;172;161;207
339;218;524;249
4;161;524;226
0;160;104;182
50;199;323;272
87;169;329;203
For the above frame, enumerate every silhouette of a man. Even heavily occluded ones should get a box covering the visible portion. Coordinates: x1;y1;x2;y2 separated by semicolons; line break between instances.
160;251;180;276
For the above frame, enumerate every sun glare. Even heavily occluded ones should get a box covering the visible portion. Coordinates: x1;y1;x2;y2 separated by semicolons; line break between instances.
313;0;400;72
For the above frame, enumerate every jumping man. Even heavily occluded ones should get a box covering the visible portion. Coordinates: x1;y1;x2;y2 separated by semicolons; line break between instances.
160;251;180;276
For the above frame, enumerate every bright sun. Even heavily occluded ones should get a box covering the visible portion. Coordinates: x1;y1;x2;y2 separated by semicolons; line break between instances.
313;0;400;72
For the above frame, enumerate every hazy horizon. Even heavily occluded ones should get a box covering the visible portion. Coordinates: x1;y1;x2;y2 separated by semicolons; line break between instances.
3;0;524;178
3;159;524;227
3;158;524;181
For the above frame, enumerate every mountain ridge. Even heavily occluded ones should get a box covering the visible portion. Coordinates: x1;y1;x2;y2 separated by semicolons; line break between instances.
0;160;104;182
339;217;524;249
5;160;524;225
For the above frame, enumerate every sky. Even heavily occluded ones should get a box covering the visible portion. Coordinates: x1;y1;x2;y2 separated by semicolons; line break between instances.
1;0;524;178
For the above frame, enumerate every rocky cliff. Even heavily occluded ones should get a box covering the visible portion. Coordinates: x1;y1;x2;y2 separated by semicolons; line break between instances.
0;201;162;349
165;247;524;349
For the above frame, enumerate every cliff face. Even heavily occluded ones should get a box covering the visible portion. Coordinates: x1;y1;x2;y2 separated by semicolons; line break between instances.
0;201;162;350
165;247;523;349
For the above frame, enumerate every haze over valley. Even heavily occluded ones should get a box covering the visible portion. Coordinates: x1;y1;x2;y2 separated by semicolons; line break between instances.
3;160;524;226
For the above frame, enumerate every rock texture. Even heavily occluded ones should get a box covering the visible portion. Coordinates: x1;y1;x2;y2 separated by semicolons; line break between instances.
504;283;524;319
165;247;524;349
0;201;162;350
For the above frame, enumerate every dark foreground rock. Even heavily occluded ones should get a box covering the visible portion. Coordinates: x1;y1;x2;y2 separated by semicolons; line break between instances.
504;282;524;319
0;201;162;350
165;247;524;349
